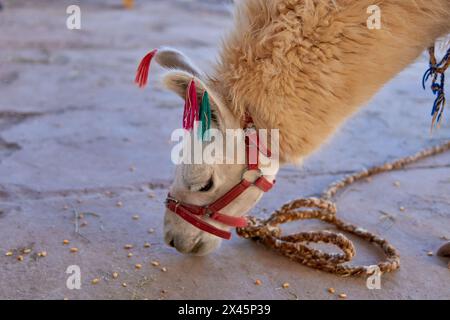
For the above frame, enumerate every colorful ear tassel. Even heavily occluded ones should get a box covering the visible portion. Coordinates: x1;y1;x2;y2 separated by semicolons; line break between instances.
135;49;158;88
199;91;212;140
135;49;211;140
183;79;199;131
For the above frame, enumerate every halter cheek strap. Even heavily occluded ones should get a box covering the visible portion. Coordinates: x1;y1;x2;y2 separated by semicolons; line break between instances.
166;176;273;240
165;115;275;240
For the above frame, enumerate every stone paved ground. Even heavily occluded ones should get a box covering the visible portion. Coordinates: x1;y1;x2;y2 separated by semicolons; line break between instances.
0;0;449;300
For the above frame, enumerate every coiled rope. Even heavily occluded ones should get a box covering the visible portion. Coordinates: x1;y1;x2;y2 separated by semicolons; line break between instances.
237;141;450;276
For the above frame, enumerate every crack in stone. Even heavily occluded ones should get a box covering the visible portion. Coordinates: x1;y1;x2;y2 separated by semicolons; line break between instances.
281;163;450;178
0;106;97;160
0;71;20;86
0;110;43;131
0;180;171;202
0;136;21;163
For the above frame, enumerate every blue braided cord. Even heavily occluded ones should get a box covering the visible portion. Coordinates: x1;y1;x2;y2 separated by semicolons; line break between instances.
436;49;450;67
423;48;449;127
423;48;450;89
431;92;443;116
422;67;433;89
430;74;445;116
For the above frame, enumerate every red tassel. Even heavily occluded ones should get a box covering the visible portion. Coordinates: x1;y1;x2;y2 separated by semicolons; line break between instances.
135;49;158;88
183;79;199;130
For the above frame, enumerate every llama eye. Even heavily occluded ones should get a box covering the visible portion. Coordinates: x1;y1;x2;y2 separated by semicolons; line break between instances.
199;178;214;192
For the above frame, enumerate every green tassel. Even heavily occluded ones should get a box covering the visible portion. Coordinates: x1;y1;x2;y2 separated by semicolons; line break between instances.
198;91;212;141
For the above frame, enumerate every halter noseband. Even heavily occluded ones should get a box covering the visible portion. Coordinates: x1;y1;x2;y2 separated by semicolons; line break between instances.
165;115;275;240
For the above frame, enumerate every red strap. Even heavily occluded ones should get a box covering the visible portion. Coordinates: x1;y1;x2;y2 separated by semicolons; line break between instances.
246;130;259;171
165;174;274;240
246;129;272;157
208;180;252;212
175;202;206;216
211;212;248;228
166;201;232;240
254;177;275;192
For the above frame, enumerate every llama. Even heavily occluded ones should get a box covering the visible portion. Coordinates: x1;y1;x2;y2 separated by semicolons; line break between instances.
140;0;450;255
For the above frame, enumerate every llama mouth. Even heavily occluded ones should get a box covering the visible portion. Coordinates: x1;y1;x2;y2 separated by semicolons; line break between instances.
189;177;214;193
198;178;214;192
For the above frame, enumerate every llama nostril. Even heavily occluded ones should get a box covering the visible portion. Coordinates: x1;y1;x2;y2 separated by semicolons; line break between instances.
169;239;175;247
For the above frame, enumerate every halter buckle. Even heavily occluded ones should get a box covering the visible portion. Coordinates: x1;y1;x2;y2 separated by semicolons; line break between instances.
165;195;179;205
203;206;214;217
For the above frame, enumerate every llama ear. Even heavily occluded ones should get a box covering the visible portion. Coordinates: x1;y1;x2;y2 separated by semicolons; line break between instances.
163;71;234;129
155;47;202;77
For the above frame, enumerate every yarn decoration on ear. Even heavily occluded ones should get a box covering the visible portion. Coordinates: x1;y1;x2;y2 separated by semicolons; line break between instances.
183;79;199;131
135;49;158;88
135;50;211;140
199;91;212;141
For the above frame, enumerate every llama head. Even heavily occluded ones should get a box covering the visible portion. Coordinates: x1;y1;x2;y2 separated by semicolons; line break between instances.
152;48;279;255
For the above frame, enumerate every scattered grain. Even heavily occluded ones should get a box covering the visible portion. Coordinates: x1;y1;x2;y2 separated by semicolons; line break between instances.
112;272;119;279
151;261;160;267
135;264;142;270
255;279;262;286
338;293;347;299
282;282;290;289
17;255;24;261
144;242;151;248
70;247;79;253
116;201;123;208
91;278;100;285
132;215;139;220
327;288;336;294
5;251;13;257
63;240;70;245
124;244;134;250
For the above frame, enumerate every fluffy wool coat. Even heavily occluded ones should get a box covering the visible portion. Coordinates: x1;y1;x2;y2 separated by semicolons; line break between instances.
210;0;450;163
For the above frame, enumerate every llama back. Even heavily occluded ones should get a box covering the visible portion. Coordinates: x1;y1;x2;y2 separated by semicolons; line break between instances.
213;0;450;162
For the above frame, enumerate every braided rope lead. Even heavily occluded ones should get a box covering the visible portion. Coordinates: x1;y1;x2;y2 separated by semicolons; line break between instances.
237;141;450;277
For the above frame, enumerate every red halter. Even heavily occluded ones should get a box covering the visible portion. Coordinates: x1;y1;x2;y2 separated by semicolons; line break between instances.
165;116;275;240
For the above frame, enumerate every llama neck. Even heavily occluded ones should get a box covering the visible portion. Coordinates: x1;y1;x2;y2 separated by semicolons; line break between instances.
213;0;450;163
